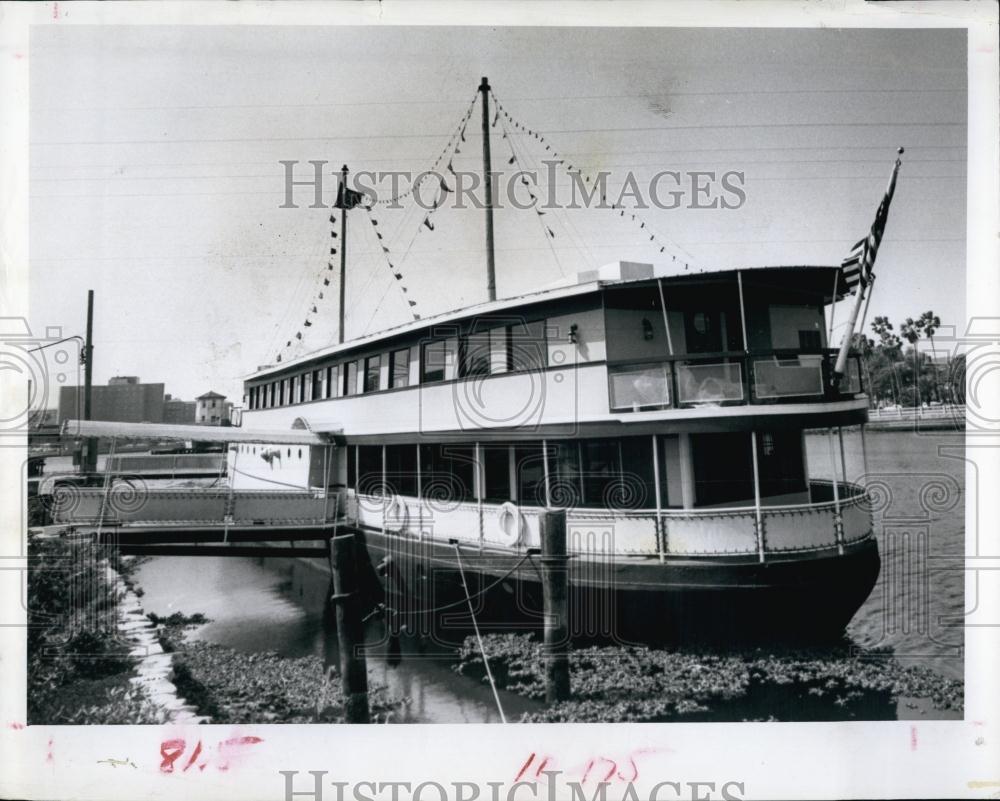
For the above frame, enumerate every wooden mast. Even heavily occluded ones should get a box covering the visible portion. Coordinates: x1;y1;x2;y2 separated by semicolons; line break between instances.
479;77;497;302
338;164;348;344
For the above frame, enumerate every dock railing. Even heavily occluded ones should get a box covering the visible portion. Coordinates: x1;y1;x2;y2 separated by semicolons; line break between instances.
50;486;334;527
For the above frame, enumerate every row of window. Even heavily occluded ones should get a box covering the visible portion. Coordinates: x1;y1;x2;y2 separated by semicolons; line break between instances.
344;431;806;510
246;321;548;410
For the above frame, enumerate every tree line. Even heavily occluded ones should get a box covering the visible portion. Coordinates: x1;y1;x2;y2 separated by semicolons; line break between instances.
849;310;963;408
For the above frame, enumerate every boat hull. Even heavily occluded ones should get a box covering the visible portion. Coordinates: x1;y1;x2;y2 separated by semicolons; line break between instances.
354;527;881;645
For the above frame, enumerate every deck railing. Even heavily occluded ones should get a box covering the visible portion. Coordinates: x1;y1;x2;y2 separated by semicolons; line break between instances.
607;349;863;412
353;479;872;559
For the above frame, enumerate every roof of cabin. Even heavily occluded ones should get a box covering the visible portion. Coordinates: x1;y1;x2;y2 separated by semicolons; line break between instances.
63;419;333;444
247;263;845;382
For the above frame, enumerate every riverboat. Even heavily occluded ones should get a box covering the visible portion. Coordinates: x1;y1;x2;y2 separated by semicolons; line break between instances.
234;259;879;642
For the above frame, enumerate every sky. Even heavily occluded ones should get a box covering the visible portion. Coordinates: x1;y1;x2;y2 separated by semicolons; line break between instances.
28;26;967;403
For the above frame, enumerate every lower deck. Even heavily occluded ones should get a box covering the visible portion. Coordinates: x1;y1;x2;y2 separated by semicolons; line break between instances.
225;426;872;561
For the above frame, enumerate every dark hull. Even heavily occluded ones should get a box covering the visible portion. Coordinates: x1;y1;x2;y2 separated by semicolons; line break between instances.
353;527;881;646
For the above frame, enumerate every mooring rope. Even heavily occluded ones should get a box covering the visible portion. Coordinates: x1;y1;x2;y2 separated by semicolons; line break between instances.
368;552;533;620
452;543;507;723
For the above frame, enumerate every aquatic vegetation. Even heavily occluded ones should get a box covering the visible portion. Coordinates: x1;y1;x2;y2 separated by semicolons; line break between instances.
455;634;963;723
166;640;400;723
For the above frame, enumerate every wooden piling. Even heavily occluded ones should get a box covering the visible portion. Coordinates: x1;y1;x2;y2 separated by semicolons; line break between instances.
329;533;370;723
539;509;570;704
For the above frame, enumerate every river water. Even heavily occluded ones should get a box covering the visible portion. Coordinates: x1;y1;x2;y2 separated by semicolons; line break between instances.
134;429;965;721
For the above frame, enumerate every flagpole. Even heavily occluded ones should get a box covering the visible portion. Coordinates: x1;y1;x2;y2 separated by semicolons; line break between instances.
833;149;903;384
832;274;868;382
339;164;348;344
827;269;839;345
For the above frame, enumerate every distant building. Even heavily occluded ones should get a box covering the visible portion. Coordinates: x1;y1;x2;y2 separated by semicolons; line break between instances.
195;391;232;426
163;394;197;424
58;379;165;424
29;408;59;431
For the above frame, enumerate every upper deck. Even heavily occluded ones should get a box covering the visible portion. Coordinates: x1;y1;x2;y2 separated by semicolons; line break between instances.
241;263;866;440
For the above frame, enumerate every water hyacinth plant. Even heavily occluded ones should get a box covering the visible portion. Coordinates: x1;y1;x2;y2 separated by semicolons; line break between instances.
455;633;962;723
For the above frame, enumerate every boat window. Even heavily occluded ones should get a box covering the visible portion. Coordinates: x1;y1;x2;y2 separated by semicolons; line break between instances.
509;320;547;373
419;443;474;502
364;355;382;393
691;432;753;506
798;329;822;350
548;437;656;509
756;430;806;498
313;369;324;400
344;361;359;396
514;443;546;506
482;445;512;503
551;442;583;507
357;445;383;495
459;332;492;378
346;445;356;489
489;326;511;374
385;444;418;496
326;364;338;399
291;375;300;404
390;348;410;388
422;337;457;383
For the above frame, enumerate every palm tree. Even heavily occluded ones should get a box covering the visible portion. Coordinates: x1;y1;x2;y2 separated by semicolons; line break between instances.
851;332;876;406
918;310;944;402
900;317;924;407
870;316;903;405
871;316;902;355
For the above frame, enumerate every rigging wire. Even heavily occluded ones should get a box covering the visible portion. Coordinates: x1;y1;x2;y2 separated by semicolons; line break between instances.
491;89;701;270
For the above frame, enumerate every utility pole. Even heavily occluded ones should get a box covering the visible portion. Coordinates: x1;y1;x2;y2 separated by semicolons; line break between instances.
479;77;497;302
83;290;97;474
338;164;349;344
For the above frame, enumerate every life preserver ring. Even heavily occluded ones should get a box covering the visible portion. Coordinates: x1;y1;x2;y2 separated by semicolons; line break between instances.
496;501;526;547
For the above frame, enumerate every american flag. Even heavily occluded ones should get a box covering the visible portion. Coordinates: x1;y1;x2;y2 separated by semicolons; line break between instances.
841;153;902;293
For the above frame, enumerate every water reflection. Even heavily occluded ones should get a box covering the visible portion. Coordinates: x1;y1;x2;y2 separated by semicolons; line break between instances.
135;553;540;723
